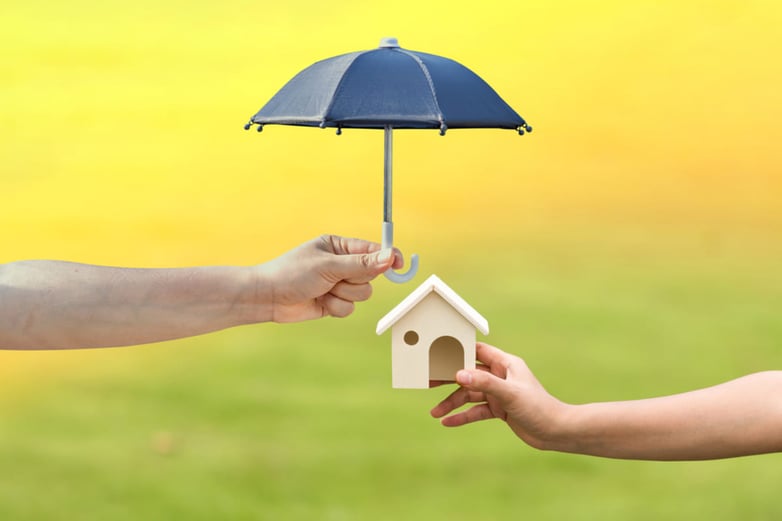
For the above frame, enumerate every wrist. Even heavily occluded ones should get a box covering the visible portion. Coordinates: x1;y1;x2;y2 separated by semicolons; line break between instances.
533;401;584;453
244;264;275;324
542;402;615;457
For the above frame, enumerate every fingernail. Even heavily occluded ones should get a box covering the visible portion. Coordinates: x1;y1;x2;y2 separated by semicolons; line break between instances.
456;370;471;385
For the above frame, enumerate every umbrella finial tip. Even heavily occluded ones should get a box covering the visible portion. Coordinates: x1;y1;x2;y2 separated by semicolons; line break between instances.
379;37;400;48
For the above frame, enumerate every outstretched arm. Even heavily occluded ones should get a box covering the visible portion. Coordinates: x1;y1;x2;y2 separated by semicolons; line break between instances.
0;235;400;349
431;342;782;460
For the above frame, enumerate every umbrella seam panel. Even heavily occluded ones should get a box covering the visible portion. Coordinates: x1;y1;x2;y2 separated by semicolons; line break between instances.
397;49;445;128
320;51;369;127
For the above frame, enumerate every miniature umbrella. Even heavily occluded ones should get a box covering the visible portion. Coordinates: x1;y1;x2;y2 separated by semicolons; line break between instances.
245;37;531;283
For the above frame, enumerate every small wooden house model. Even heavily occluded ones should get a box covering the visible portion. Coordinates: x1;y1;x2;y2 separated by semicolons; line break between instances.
376;274;489;389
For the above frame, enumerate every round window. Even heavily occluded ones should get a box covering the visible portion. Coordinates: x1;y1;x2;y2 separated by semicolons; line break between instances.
403;330;419;346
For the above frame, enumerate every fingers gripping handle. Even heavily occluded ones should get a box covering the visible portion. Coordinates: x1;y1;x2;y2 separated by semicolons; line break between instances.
382;221;418;283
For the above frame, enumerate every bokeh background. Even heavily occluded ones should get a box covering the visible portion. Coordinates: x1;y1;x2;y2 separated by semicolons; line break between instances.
2;0;781;519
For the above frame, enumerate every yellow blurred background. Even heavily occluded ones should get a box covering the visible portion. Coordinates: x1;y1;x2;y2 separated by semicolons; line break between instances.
5;2;779;240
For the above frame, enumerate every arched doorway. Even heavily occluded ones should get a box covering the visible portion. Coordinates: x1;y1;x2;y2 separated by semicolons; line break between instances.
429;336;464;381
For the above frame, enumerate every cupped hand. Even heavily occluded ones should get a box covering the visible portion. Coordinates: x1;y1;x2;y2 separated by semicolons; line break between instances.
430;342;569;450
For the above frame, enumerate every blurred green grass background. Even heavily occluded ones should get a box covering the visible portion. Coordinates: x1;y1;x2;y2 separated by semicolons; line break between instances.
1;242;781;519
2;0;782;519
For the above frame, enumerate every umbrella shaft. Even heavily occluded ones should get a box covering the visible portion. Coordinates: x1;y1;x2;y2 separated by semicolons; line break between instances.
383;125;392;222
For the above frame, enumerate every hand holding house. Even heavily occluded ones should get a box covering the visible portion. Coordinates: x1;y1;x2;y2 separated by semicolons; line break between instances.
376;275;489;389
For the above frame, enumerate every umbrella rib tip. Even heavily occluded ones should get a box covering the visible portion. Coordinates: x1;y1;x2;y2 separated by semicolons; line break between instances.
244;120;264;132
517;124;532;135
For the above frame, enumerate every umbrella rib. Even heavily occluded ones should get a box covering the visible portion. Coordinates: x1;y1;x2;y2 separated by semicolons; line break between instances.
397;49;445;128
319;51;368;127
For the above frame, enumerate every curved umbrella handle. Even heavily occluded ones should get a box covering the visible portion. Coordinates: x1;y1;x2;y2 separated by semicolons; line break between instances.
384;253;419;283
382;221;419;283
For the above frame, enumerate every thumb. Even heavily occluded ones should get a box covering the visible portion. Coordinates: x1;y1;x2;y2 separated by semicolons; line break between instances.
331;248;395;283
456;369;515;403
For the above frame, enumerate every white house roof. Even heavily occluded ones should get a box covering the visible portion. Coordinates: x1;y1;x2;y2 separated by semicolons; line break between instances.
376;274;489;335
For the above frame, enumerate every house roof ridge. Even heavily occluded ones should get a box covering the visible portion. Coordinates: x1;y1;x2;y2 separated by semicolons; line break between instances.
376;274;489;335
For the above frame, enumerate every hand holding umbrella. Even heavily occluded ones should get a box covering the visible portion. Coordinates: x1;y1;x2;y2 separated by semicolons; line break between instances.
245;37;531;283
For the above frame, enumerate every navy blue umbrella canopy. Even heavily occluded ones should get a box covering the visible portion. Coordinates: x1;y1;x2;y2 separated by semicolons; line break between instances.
247;38;530;133
246;38;532;283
